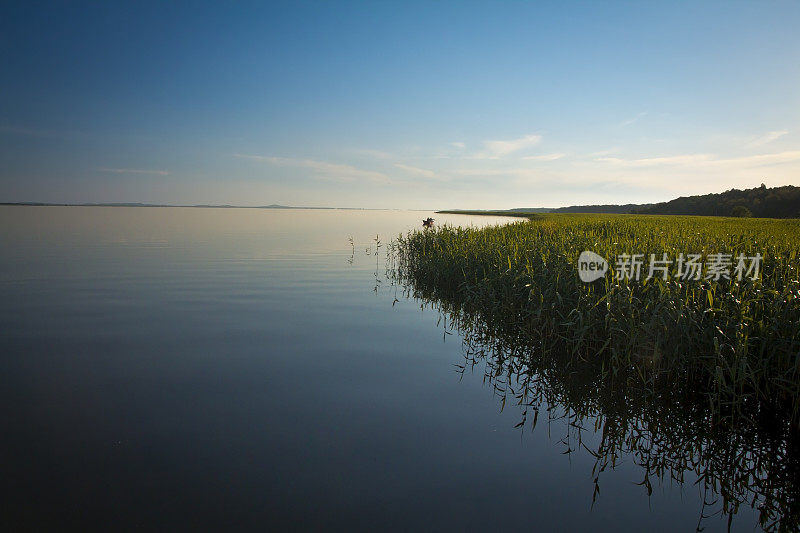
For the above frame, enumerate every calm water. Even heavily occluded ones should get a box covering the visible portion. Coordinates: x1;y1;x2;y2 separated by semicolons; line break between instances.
0;207;760;530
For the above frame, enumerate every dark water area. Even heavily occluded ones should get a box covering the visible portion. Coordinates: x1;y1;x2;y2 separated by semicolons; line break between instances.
0;206;768;530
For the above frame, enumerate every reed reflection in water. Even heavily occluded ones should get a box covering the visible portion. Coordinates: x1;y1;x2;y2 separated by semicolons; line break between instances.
390;251;800;532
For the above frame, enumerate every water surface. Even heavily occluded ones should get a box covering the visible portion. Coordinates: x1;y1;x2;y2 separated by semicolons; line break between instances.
0;207;760;530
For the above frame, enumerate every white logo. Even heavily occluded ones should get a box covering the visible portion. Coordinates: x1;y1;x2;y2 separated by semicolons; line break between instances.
576;251;762;283
578;251;608;282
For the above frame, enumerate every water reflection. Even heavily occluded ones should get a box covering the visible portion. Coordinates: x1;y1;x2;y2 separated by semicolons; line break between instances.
390;255;800;532
4;206;791;529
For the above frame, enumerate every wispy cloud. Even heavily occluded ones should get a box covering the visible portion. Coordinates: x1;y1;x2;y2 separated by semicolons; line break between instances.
747;130;789;148
480;134;542;158
450;166;571;188
394;163;442;180
594;154;713;167
722;151;800;167
349;148;395;160
99;167;169;176
618;112;648;127
449;142;465;149
521;153;565;161
234;154;389;183
595;150;800;169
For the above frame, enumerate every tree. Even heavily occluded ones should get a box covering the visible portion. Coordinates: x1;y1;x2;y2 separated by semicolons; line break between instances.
731;205;753;218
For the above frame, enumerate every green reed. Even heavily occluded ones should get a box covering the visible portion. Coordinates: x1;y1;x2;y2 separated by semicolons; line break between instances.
390;214;800;530
391;214;800;422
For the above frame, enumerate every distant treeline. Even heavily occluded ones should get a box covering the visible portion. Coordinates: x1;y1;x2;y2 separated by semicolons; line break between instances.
631;184;800;218
442;184;800;219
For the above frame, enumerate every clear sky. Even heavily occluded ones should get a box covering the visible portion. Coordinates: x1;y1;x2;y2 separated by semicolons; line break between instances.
1;1;799;209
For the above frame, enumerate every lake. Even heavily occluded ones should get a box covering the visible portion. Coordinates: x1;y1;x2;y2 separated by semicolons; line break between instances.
0;206;763;530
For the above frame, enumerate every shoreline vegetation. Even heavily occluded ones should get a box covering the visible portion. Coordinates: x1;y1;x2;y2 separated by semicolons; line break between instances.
390;213;800;529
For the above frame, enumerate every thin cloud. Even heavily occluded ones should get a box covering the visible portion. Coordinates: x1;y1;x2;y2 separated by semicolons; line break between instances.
449;166;574;188
452;167;543;180
590;149;618;157
595;154;713;167
595;150;800;169
234;154;389;183
449;142;465;149
99;167;169;176
747;130;789;148
349;148;395;160
618;112;648;127
724;151;800;167
480;134;542;158
394;163;442;180
521;153;565;161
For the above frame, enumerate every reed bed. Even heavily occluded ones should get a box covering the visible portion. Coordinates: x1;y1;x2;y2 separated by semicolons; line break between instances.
389;213;800;530
391;214;800;422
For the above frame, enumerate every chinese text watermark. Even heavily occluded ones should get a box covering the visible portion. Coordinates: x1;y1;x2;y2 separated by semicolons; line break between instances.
578;252;762;282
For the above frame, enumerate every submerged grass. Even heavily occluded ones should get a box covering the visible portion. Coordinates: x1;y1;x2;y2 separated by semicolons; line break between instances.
392;214;800;422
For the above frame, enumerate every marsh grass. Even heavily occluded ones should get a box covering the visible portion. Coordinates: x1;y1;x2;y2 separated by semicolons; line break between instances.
390;213;800;529
392;214;800;422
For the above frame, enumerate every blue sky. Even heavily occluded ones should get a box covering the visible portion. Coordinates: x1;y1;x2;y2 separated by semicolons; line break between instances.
1;1;799;208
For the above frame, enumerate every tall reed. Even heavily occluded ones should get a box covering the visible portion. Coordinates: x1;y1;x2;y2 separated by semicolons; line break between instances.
392;214;800;422
390;214;800;530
